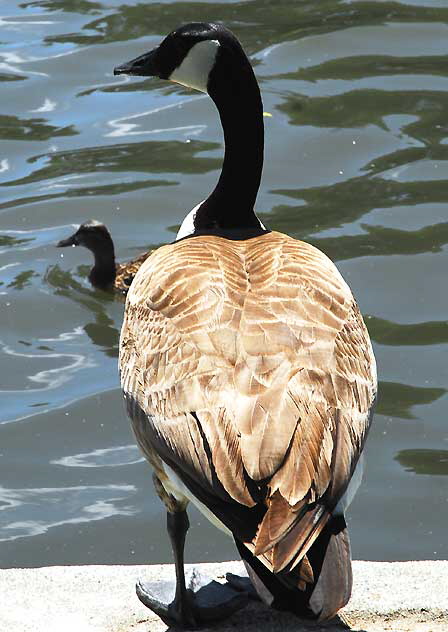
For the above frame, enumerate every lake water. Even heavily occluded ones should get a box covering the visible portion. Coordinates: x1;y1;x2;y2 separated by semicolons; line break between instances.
1;0;447;569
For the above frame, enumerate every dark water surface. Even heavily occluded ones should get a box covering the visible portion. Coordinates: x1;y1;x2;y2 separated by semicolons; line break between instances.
1;0;447;568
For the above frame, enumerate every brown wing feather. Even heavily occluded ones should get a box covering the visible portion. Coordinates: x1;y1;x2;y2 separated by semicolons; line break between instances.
114;250;153;293
120;231;376;580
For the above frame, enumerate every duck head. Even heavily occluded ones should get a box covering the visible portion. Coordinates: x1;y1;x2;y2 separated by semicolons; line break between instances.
57;220;113;253
57;220;117;289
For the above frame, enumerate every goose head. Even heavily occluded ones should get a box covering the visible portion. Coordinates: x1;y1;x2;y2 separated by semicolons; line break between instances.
113;22;241;95
114;23;267;237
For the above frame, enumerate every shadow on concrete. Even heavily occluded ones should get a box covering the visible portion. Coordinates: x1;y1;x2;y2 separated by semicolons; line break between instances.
163;602;368;631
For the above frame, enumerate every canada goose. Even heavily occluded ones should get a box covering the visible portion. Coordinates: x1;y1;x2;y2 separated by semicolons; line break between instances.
57;220;151;293
115;22;377;628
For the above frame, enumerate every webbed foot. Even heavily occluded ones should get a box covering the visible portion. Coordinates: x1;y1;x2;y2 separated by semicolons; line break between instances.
225;572;260;600
136;567;249;628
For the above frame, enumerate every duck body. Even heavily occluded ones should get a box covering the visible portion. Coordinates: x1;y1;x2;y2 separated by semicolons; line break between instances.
57;220;152;294
114;251;150;293
116;22;376;626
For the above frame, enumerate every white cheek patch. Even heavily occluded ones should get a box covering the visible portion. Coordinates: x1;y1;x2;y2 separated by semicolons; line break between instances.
170;39;219;93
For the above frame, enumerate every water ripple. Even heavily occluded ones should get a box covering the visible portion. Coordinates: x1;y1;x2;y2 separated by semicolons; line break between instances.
1;333;91;390
1;0;447;565
0;484;136;542
53;445;144;468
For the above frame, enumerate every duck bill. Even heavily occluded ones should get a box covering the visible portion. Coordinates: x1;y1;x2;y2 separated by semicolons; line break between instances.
113;47;159;77
57;233;78;247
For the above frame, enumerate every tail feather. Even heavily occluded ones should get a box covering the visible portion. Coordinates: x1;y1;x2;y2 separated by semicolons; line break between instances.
235;538;315;617
272;504;328;573
309;515;352;621
237;514;352;621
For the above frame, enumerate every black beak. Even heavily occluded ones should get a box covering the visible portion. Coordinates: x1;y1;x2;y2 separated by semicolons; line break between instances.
57;233;78;248
113;47;159;77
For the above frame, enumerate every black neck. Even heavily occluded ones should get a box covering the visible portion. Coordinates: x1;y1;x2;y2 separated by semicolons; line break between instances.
88;244;116;289
194;46;264;232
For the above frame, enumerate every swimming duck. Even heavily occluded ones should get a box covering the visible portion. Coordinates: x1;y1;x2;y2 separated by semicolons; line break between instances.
115;22;377;627
57;220;151;293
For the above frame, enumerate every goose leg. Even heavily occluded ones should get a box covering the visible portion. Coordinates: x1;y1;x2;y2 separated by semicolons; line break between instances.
167;509;196;626
137;509;197;627
136;479;249;628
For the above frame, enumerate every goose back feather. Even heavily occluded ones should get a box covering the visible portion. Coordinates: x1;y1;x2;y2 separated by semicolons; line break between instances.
116;21;377;622
120;230;376;614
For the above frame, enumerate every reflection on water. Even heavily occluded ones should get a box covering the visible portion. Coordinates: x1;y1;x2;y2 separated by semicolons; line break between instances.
310;221;448;262
395;449;448;476
7;269;38;289
0;234;33;249
45;264;114;301
45;265;121;356
282;54;448;82
377;381;446;420
270;178;448;244
366;316;448;347
38;1;448;53
0;73;27;82
84;315;120;358
0;114;77;142
0;139;221;210
0;0;447;565
4;139;221;188
278;89;448;144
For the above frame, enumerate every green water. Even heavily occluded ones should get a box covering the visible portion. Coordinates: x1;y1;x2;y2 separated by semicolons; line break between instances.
0;0;447;567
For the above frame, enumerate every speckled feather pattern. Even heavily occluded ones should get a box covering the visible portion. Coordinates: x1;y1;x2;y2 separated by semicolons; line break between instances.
119;231;376;581
114;251;152;294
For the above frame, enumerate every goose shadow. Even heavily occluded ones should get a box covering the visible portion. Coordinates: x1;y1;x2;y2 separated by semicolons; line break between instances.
159;600;366;632
136;569;367;631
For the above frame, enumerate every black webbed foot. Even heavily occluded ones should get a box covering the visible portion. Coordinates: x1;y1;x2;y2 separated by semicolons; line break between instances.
225;572;260;600
136;567;249;628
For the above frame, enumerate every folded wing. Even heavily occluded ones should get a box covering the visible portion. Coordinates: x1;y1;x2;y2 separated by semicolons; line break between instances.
120;231;376;612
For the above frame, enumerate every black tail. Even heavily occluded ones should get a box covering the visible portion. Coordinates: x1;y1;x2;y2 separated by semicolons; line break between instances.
236;514;352;621
307;514;352;620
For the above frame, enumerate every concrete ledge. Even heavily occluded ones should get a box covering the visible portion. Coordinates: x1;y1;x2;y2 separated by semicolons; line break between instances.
1;561;447;631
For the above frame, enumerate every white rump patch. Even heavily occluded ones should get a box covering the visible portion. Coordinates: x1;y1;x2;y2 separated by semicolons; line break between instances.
170;39;220;93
